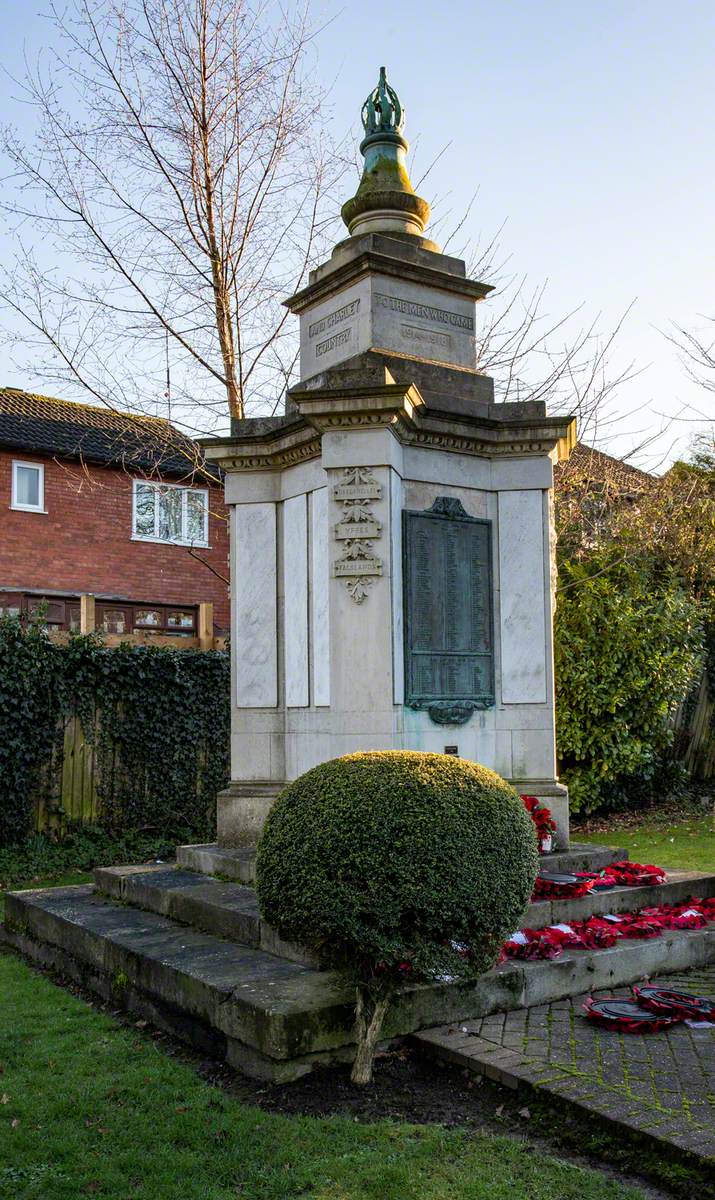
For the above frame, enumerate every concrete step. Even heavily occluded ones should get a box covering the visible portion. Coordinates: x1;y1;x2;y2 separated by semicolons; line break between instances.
175;840;630;887
6;881;715;1082
94;864;316;966
98;864;715;962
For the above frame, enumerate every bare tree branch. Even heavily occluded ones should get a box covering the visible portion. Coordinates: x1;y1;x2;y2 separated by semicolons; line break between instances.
0;0;347;425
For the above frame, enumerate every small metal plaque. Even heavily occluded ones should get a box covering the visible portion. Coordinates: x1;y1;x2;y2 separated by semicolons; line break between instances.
334;519;381;540
333;557;383;577
403;497;494;722
333;483;382;501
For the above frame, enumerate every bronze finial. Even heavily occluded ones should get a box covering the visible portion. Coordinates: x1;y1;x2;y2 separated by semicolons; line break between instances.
361;67;405;138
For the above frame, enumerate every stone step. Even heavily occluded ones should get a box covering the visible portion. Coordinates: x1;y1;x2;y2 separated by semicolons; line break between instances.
6;881;715;1082
538;843;628;873
94;864;316;966
175;840;630;887
97;864;715;962
177;843;255;884
3;884;353;1082
525;869;715;929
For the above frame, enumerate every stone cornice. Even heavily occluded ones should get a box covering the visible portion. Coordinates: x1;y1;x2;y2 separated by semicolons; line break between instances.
285;249;493;314
199;421;321;471
289;382;424;435
403;411;577;461
201;391;577;473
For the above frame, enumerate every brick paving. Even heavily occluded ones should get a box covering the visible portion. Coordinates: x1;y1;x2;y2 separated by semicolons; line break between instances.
417;965;715;1163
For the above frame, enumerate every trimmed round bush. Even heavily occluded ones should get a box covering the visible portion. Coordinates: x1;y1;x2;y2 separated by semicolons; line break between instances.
256;750;538;983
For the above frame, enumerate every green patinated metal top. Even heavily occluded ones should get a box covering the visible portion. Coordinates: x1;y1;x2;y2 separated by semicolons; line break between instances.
362;67;405;139
341;67;431;237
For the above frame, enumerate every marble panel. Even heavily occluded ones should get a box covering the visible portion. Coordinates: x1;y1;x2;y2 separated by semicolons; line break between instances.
233;504;277;707
283;494;309;707
497;490;547;704
280;459;328;500
310;487;330;707
321;427;404;472
402;447;492;490
495;704;554;731
401;480;489;519
490;457;553;491
230;732;272;779
494;730;513;779
511;728;557;781
390;469;404;704
225;472;279;504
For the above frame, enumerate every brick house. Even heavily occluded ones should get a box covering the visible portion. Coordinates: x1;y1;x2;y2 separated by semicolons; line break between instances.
0;389;230;635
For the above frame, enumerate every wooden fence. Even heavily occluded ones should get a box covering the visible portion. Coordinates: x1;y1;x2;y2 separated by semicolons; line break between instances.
34;597;226;832
46;595;226;651
672;670;715;781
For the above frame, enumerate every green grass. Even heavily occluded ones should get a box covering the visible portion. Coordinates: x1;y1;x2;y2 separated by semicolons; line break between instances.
0;951;650;1200
579;812;715;873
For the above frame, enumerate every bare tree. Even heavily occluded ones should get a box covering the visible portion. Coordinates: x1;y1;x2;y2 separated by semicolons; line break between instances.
1;0;345;430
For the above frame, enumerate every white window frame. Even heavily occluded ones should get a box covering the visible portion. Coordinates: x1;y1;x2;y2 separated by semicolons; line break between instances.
11;460;46;513
131;479;209;547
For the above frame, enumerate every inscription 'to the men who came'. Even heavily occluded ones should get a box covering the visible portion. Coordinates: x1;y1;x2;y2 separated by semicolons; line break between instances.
375;293;474;331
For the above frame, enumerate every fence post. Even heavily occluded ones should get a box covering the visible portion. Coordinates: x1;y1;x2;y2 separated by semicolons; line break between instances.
80;594;96;635
198;602;214;650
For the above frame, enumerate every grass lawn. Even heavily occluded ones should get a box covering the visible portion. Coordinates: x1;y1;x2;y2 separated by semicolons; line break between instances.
578;810;715;873
0;949;653;1200
3;808;713;1200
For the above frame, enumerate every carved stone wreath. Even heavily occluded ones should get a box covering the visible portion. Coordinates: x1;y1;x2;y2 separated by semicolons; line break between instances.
332;467;383;604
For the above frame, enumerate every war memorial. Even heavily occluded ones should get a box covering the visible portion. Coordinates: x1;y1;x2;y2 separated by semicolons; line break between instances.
203;64;574;854
5;71;715;1089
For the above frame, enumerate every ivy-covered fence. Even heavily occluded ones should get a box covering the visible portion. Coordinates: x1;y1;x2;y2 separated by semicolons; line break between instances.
0;615;230;847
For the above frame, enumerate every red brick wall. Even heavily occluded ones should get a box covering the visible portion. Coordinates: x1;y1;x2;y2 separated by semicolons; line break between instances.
0;450;230;630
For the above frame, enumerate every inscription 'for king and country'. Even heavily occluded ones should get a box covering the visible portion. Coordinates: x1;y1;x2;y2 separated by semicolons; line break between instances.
315;328;352;358
375;293;474;331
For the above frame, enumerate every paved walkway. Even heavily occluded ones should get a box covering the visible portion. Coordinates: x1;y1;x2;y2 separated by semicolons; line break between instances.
417;965;715;1164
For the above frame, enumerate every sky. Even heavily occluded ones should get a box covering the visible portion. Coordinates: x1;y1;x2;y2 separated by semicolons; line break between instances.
1;0;714;468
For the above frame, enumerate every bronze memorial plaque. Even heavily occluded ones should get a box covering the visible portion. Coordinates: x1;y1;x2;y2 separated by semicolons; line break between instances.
403;497;494;725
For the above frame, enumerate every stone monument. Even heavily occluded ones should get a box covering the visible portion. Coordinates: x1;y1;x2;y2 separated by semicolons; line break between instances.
204;68;576;849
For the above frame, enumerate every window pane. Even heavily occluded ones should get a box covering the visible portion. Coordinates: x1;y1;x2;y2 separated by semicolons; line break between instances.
15;465;40;507
134;484;156;537
28;599;64;625
186;491;207;543
101;609;127;634
134;608;162;627
167;610;194;629
158;488;182;541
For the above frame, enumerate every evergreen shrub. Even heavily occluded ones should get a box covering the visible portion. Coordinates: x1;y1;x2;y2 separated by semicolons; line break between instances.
256;750;538;1083
555;557;703;813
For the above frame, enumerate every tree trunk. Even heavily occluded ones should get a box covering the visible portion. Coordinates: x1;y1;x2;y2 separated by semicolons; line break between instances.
350;986;391;1086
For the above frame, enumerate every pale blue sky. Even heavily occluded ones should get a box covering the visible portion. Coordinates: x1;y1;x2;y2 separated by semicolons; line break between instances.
2;0;714;466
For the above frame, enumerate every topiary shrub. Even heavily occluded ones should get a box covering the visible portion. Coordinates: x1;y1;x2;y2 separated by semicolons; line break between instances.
255;750;538;1084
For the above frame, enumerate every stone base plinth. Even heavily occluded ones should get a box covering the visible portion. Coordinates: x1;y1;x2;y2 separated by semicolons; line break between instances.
217;780;285;848
511;780;569;850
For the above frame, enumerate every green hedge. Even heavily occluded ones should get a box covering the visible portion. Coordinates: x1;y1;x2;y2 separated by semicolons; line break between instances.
555;558;703;813
0;616;229;846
